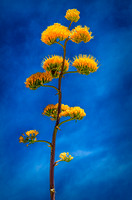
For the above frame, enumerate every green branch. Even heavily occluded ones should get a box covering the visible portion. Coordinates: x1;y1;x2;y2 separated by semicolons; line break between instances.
55;41;64;49
68;21;72;30
58;118;74;127
63;71;78;75
54;159;61;167
42;85;59;92
34;140;52;146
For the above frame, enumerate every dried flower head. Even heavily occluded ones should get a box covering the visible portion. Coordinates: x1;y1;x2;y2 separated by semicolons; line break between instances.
41;23;70;45
65;9;80;22
70;25;93;43
72;55;99;75
25;72;52;90
42;55;69;78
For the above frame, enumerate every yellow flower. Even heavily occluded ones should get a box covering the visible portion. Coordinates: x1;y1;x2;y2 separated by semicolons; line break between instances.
72;55;99;75
42;104;58;120
42;103;70;120
19;136;24;143
61;104;70;111
25;130;39;136
59;152;67;160
65;9;80;23
25;71;52;90
43;103;86;120
42;55;69;78
19;130;39;145
41;23;70;45
70;25;93;43
59;106;86;120
59;152;74;162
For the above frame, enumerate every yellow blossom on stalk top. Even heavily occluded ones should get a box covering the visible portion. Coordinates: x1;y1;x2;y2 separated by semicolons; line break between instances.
41;23;70;45
59;152;73;162
25;72;52;90
72;55;98;75
70;25;93;43
65;9;80;22
42;55;69;78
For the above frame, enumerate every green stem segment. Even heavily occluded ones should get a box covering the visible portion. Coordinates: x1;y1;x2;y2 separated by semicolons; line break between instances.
63;71;78;74
58;118;74;127
34;140;52;146
55;41;64;49
50;22;72;200
42;85;59;92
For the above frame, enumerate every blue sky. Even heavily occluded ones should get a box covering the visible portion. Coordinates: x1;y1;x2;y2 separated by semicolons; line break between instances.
0;0;132;200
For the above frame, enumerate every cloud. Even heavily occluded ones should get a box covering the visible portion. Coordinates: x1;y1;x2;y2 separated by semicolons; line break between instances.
73;150;92;157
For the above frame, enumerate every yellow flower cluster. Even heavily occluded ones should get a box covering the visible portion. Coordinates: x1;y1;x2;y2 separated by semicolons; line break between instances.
72;55;98;75
19;136;24;143
25;130;39;136
59;106;86;120
42;55;69;78
42;103;86;120
25;72;52;89
41;23;70;45
19;130;39;145
70;25;93;43
42;103;70;120
65;9;80;23
59;152;73;162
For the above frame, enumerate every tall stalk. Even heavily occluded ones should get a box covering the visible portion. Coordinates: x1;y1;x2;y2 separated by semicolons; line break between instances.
19;9;97;200
50;23;72;200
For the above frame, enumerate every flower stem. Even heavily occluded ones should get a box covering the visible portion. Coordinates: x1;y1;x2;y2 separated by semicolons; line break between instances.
63;71;78;74
49;47;66;200
42;85;59;92
49;22;72;200
55;41;64;49
68;21;72;29
34;140;52;146
54;159;61;166
58;118;74;127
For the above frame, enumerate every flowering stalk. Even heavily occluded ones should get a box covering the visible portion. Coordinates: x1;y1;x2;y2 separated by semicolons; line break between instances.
50;22;72;200
19;8;99;200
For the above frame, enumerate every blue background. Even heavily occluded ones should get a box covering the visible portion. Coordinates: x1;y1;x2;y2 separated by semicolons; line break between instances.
0;0;132;199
